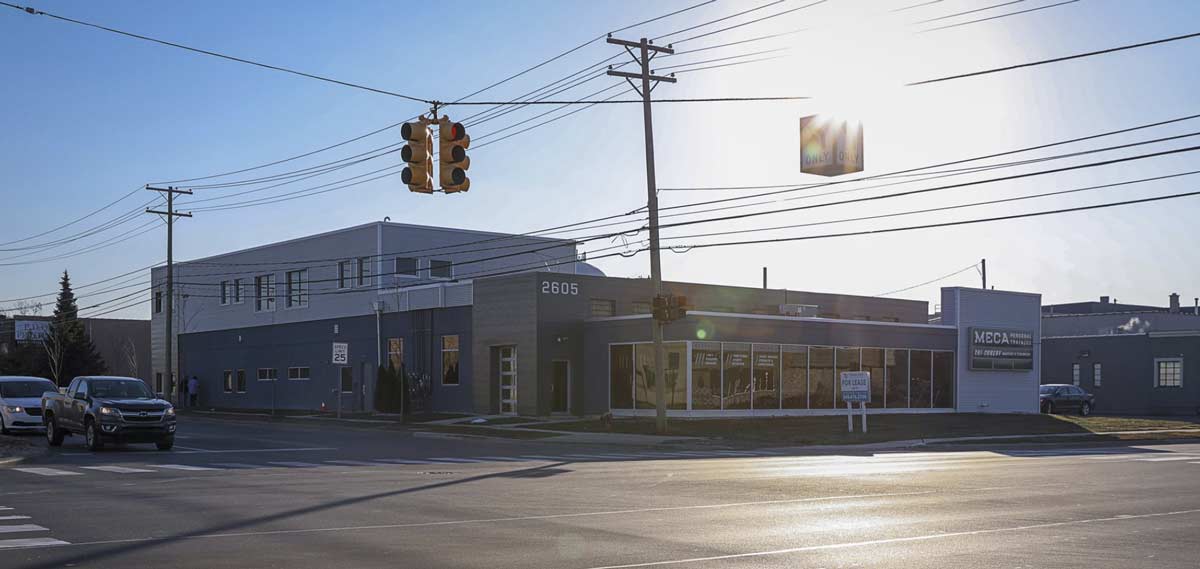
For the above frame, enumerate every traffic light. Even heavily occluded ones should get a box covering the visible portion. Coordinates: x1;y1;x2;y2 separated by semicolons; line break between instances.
401;120;433;193
652;294;690;323
652;295;669;322
438;117;471;193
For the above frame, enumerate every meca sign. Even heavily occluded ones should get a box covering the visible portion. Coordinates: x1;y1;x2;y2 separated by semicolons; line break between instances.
800;115;864;177
969;327;1034;371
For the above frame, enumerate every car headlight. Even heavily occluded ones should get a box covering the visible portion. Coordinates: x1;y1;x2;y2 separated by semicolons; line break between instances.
99;406;121;416
164;407;176;417
3;405;22;414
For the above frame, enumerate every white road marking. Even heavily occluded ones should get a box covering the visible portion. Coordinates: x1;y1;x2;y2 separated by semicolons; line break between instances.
473;456;527;462
582;508;1200;569
169;447;336;455
0;537;70;550
0;507;11;511
516;455;568;461
563;454;629;460
1083;454;1148;460
0;516;30;521
324;460;384;466
0;524;47;534
12;468;81;477
427;457;485;463
372;458;435;465
81;466;156;474
1135;455;1200;462
266;461;322;468
207;462;261;469
152;464;221;471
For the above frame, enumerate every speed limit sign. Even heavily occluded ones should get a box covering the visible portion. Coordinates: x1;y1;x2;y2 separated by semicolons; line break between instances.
332;342;349;365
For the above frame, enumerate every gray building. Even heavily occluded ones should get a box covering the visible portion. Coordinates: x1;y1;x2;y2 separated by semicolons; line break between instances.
1042;293;1200;415
156;220;1044;417
0;315;150;385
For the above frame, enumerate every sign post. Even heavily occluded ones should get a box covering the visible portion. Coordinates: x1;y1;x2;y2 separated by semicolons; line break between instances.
332;343;349;419
840;371;871;433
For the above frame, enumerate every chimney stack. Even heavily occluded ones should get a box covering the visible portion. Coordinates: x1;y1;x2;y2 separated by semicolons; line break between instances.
1100;296;1110;304
1169;292;1180;313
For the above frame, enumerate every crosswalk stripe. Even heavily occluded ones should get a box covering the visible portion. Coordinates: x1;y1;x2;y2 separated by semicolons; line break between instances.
81;466;156;474
267;461;321;468
427;457;485;463
0;524;47;534
12;468;81;477
0;516;30;521
0;538;70;550
153;464;221;471
208;462;261;469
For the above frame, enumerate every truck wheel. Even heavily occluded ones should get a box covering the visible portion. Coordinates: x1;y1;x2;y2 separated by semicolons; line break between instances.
156;436;174;451
85;420;105;451
45;416;65;447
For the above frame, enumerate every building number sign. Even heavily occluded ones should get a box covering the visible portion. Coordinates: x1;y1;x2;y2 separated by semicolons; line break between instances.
540;281;578;295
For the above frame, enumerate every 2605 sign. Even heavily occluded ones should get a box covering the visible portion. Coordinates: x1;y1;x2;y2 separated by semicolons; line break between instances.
540;280;578;295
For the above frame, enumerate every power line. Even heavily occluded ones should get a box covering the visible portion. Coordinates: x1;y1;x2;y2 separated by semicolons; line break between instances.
0;262;162;304
908;29;1200;85
668;0;830;45
0;1;432;104
892;0;944;13
918;0;1079;33
876;263;980;297
910;0;1024;25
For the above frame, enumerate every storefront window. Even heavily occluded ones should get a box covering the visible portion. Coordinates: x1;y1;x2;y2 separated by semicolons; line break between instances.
885;349;909;408
635;344;655;410
862;348;885;408
691;342;722;410
722;343;751;410
752;344;780;410
809;347;835;409
781;345;808;409
932;351;955;408
610;345;633;409
664;343;687;410
910;350;932;408
834;347;861;405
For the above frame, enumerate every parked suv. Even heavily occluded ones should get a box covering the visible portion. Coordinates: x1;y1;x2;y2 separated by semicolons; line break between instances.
1;376;57;434
41;376;176;450
1039;384;1096;416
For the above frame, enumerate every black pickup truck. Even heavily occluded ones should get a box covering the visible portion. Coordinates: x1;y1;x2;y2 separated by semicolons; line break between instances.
41;376;176;451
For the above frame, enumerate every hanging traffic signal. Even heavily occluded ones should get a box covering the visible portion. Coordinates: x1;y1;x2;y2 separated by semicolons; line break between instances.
438;117;470;193
652;295;670;322
401;120;434;194
670;295;690;322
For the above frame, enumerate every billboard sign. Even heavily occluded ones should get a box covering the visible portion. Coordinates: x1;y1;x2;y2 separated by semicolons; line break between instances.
840;371;871;403
14;319;50;343
969;327;1034;371
800;115;864;177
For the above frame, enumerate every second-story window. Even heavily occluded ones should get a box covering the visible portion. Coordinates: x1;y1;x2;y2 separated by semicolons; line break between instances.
337;260;352;289
220;281;230;305
286;269;308;308
395;257;418;278
232;278;243;304
357;257;372;287
632;301;652;314
255;274;276;312
154;291;163;313
430;259;452;279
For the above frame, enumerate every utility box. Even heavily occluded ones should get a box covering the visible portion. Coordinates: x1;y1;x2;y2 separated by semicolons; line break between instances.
800;115;864;177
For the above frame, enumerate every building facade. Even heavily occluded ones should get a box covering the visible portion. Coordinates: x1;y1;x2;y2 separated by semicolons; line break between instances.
0;315;150;385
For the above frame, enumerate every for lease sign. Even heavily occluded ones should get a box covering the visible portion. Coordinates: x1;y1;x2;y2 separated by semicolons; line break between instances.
969;327;1033;371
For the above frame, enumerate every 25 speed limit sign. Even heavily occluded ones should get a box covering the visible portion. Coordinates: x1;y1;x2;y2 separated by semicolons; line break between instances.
332;342;349;365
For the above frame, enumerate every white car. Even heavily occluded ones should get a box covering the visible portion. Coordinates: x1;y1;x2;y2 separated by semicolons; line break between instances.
0;376;58;434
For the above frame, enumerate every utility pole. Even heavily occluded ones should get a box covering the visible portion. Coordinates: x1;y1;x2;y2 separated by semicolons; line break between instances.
146;186;192;405
981;258;987;290
608;35;676;435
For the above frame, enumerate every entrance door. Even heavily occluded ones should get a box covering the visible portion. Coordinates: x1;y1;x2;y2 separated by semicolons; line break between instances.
551;360;570;414
499;346;517;415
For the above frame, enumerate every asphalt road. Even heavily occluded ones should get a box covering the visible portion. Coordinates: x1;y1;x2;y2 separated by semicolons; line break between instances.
1;416;1199;568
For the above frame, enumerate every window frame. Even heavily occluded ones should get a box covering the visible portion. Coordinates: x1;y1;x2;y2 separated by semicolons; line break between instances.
220;281;230;305
222;370;233;393
285;269;308;309
1092;362;1102;387
441;335;460;386
154;291;163;313
631;301;652;315
590;298;616;317
232;278;243;304
255;274;276;313
257;368;278;382
287;366;311;381
337;260;352;290
429;259;453;280
1071;363;1081;386
394;257;418;279
1154;358;1183;388
356;257;372;287
235;369;247;393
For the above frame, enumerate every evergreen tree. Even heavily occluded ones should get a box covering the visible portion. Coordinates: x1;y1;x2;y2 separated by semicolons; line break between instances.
42;271;106;385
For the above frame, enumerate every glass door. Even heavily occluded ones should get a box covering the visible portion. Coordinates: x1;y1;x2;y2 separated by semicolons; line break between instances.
499;346;517;415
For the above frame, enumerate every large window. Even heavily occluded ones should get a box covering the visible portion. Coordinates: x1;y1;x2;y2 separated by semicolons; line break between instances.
885;349;909;408
722;343;751;410
834;347;860;405
286;269;308;308
441;335;460;386
356;257;372;287
932;351;954;408
664;343;686;410
287;367;310;381
257;368;277;381
781;345;808;409
590;298;616;317
910;350;932;408
752;344;780;410
862;348;885;407
395;257;418;278
430;259;453;279
255;274;276;312
1093;363;1102;387
635;344;657;410
692;342;721;410
337;260;352;289
809;347;835;409
235;370;247;393
1072;363;1080;386
1156;359;1183;388
610;344;634;409
222;370;233;393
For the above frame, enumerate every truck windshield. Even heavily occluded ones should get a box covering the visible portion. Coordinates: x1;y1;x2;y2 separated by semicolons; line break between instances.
0;380;57;398
90;380;154;400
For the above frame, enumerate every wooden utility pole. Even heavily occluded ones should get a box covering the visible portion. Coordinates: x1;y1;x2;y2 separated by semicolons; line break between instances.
146;186;192;405
607;35;676;434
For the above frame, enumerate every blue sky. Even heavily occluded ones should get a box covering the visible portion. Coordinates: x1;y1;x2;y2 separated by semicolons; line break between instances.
2;0;1199;319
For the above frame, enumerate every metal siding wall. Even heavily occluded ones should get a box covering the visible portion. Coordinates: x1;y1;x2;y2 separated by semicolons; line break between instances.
946;287;1042;413
1042;334;1153;414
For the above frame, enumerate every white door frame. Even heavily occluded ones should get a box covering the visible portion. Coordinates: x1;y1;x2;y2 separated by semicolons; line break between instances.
498;346;517;415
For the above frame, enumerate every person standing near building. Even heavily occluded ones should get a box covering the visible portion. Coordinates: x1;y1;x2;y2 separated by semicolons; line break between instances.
187;375;199;408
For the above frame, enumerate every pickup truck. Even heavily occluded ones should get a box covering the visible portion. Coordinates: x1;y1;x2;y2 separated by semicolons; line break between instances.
42;375;176;451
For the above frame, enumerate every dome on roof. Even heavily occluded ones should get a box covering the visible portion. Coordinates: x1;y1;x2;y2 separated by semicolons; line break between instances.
573;262;605;277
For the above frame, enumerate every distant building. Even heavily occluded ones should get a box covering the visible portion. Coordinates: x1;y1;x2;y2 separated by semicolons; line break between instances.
0;315;150;384
1042;293;1200;415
